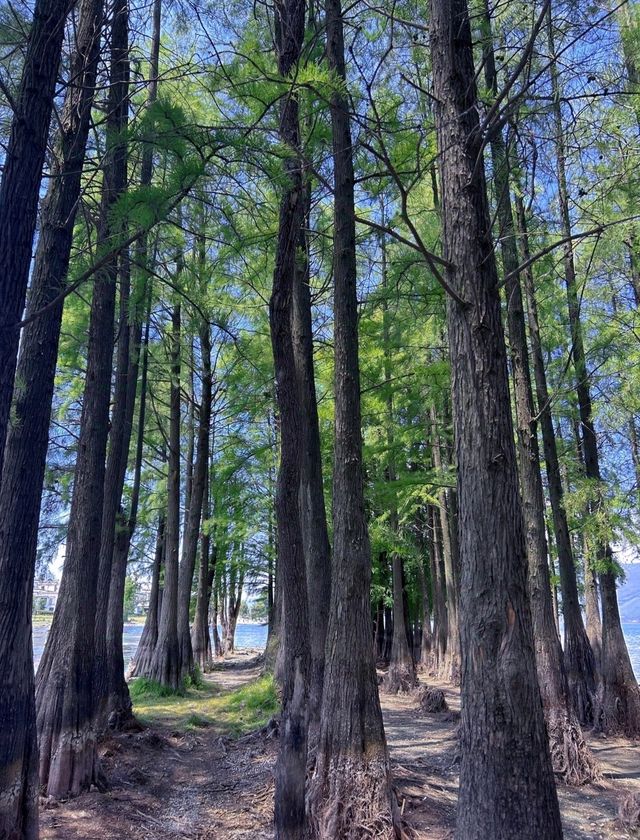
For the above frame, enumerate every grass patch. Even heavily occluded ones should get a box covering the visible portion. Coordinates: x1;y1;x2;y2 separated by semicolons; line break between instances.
131;673;279;736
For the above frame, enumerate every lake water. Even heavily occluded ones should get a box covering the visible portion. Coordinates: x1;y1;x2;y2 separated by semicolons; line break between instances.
31;621;640;678
32;622;268;672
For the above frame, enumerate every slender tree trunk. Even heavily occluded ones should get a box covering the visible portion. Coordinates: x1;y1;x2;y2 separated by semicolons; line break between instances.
0;0;103;827
430;406;460;682
177;319;212;677
430;504;448;669
0;0;71;474
515;195;598;724
105;288;152;725
481;4;598;782
417;551;432;667
307;0;397;831
129;514;165;678
291;192;331;727
147;302;182;689
429;0;562;834
192;469;216;672
547;4;640;737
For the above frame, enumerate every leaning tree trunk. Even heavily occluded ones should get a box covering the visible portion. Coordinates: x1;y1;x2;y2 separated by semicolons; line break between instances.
0;0;70;474
429;0;563;835
177;318;212;677
481;3;598;783
547;4;640;737
0;0;103;828
147;302;182;690
515;194;598;725
307;0;398;832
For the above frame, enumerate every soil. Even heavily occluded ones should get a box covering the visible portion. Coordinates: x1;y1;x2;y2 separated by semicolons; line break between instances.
40;656;640;839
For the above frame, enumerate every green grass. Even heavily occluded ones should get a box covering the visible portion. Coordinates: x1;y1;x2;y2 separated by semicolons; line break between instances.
130;673;279;736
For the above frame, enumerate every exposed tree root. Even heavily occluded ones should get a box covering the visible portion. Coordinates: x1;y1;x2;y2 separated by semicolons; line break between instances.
306;751;401;839
546;708;600;786
382;664;418;695
416;686;448;714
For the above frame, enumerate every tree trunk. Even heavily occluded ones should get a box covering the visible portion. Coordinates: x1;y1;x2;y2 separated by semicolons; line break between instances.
547;4;640;737
430;504;448;669
147;302;182;689
129;514;165;679
291;190;331;727
0;0;70;474
0;0;103;827
177;319;212;677
430;406;460;682
481;3;598;783
307;0;397;832
105;288;152;726
429;0;562;834
515;194;598;725
192;471;216;672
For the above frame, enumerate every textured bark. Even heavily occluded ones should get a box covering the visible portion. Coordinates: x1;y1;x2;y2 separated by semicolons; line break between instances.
35;0;130;790
430;504;448;669
547;5;640;737
0;0;102;828
147;303;182;689
482;5;598;783
515;194;598;725
177;319;212;677
270;0;312;828
307;0;397;831
0;0;71;475
429;0;562;835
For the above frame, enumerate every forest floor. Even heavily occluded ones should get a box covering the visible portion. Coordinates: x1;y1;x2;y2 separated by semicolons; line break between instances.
39;653;640;839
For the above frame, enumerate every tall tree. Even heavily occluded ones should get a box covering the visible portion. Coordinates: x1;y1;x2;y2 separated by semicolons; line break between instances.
428;0;562;835
0;0;71;474
0;0;104;827
269;0;311;829
307;0;397;831
547;3;640;737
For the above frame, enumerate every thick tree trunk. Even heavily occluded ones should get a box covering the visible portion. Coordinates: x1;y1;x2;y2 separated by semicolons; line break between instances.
547;5;640;737
481;4;598;783
35;0;130;790
307;0;397;832
269;2;312;826
0;0;70;474
0;0;102;829
177;320;212;677
429;0;562;835
515;194;598;725
147;303;182;689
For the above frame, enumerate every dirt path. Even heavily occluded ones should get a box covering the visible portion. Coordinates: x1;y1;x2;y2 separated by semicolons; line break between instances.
40;659;640;839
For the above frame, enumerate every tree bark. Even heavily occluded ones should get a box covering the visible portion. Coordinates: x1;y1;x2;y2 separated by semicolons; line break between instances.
0;0;103;827
515;194;598;725
547;3;640;737
429;0;562;834
147;302;182;689
35;0;130;792
307;0;397;832
177;319;212;677
192;467;216;672
481;3;598;783
129;513;165;679
0;0;71;475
